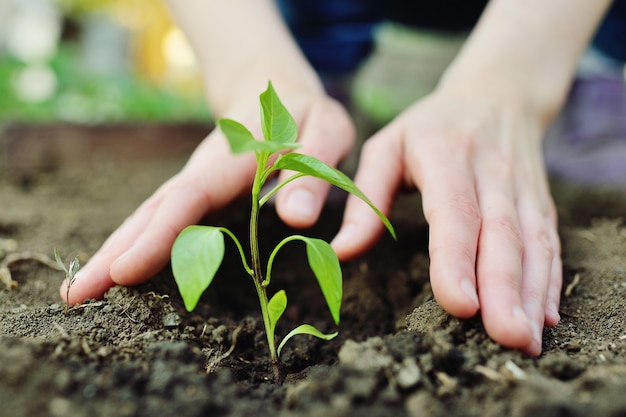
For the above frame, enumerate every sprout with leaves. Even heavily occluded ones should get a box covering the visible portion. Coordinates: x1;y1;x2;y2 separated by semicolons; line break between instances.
171;81;395;382
54;248;80;314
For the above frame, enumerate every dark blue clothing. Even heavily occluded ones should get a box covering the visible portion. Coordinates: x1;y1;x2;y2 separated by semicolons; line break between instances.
278;0;626;76
593;0;626;63
276;0;383;75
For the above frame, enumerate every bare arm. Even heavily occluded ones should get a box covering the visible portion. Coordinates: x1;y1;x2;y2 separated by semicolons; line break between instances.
441;0;612;125
164;0;324;116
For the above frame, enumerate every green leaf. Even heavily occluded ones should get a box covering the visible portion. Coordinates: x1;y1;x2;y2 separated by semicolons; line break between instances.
171;225;225;312
218;118;299;154
268;289;287;336
295;236;342;325
277;324;338;357
260;81;298;144
273;153;396;239
53;247;68;274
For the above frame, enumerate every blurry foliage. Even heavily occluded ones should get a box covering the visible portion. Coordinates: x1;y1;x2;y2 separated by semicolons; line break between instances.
0;44;210;124
55;0;117;17
0;0;209;124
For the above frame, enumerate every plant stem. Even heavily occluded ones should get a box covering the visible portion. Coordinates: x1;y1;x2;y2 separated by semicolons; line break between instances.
250;155;281;381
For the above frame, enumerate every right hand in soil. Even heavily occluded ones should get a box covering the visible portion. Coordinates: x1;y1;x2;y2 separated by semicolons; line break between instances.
329;87;562;357
60;86;355;305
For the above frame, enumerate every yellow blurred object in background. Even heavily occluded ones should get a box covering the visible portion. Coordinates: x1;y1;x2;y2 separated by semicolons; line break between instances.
58;0;201;91
115;0;201;91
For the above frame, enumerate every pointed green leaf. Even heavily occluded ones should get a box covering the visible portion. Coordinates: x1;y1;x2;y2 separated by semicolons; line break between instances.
69;256;80;277
293;236;342;325
260;81;298;144
273;153;396;239
277;324;338;356
217;118;257;153
53;247;68;274
268;289;287;335
171;225;225;312
218;118;299;154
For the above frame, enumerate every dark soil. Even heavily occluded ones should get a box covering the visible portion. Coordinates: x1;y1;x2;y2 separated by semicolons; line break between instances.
1;124;626;417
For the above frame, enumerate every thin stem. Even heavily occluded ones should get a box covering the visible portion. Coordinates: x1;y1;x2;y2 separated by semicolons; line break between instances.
263;235;300;287
249;153;280;367
258;173;307;208
217;227;253;276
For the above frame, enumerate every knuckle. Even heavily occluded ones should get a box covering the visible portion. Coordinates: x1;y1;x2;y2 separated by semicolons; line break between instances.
493;216;524;252
426;192;482;226
525;225;556;260
430;240;476;267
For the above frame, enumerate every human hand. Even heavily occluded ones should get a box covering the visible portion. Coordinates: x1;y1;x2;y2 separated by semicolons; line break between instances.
60;88;355;304
331;87;561;356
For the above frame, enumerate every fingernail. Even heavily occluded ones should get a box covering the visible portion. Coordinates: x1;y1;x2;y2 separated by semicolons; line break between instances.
530;320;543;354
512;305;532;330
284;189;316;220
547;302;561;323
460;277;479;308
110;251;130;283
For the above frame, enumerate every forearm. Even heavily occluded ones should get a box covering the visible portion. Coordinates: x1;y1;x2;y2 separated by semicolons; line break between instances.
165;0;323;116
439;0;612;126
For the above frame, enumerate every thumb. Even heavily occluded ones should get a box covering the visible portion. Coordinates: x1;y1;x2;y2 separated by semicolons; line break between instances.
331;128;403;260
275;100;355;228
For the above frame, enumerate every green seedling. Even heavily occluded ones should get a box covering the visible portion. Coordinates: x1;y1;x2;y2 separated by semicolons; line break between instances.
171;81;395;382
54;248;80;314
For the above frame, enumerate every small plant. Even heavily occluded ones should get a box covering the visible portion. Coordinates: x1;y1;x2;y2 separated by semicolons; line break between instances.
54;248;80;313
171;81;395;382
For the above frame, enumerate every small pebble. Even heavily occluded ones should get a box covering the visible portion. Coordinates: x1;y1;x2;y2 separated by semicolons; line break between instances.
162;312;181;328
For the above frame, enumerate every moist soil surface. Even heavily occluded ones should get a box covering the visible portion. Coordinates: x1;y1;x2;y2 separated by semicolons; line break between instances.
1;124;626;417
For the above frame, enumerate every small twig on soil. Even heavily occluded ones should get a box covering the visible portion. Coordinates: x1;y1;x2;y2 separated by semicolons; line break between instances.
4;251;63;270
120;297;138;322
67;301;105;312
564;273;581;297
474;365;503;382
1;251;64;290
559;309;581;319
501;360;527;381
0;266;16;290
142;291;169;300
435;371;458;390
206;325;244;374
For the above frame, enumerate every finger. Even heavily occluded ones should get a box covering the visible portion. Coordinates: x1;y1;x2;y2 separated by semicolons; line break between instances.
276;100;354;228
61;187;167;304
538;189;562;327
416;140;482;319
331;126;403;260
474;160;535;350
62;136;255;303
109;146;256;286
516;194;557;356
544;231;562;327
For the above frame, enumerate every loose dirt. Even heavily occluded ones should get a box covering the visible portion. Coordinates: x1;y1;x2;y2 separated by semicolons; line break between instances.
1;124;626;417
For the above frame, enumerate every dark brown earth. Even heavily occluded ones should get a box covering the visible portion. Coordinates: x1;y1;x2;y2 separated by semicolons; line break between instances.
1;124;626;417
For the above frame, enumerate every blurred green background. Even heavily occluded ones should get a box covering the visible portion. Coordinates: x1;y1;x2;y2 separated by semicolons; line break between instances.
0;0;209;124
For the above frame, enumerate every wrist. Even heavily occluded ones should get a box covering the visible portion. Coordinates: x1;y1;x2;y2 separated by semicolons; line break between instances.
437;66;566;130
204;67;325;120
